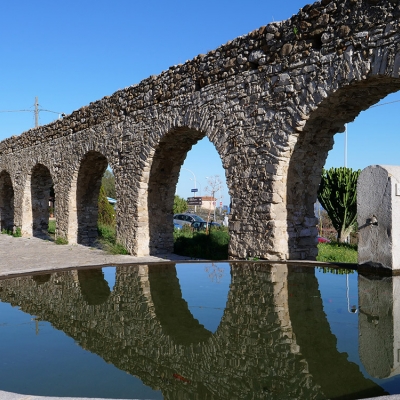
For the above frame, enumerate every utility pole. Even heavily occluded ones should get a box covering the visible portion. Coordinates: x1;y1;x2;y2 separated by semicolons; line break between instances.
344;123;348;168
34;97;39;127
0;98;64;129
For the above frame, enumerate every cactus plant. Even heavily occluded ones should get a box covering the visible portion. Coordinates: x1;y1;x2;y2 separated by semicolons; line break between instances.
317;167;361;242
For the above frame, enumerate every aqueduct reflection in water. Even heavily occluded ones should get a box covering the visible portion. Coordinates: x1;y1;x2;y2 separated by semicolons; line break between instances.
0;263;397;399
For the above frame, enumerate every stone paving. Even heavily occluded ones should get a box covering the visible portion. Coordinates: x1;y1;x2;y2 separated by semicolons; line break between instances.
0;234;195;278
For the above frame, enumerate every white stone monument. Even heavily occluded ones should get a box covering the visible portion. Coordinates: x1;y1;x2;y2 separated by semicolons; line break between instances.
357;165;400;271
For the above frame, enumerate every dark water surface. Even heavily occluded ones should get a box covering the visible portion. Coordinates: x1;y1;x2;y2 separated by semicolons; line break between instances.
0;262;399;399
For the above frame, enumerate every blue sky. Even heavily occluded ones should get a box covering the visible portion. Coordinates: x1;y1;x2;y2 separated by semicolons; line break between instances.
1;0;400;206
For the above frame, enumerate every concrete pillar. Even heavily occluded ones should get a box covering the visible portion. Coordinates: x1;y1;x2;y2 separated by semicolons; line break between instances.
357;165;400;271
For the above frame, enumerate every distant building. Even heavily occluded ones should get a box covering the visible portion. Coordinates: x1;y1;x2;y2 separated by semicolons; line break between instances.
201;196;216;211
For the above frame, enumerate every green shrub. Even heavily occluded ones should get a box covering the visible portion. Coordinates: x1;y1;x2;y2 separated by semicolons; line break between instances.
174;226;229;260
173;195;188;214
98;185;115;226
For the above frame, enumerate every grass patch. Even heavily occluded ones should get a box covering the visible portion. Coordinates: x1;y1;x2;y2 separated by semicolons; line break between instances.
174;226;229;260
97;222;129;255
2;227;22;237
48;220;56;235
317;242;357;264
47;220;127;253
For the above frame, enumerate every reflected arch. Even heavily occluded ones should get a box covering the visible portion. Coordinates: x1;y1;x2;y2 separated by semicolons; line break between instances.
0;170;14;232
148;264;213;345
78;268;111;306
69;151;108;246
286;78;400;260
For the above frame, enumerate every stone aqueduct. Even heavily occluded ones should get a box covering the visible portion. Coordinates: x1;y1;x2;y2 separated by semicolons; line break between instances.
1;0;400;259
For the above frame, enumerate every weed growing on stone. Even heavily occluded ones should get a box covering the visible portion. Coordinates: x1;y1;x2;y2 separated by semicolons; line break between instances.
13;228;22;237
55;237;68;245
1;227;22;237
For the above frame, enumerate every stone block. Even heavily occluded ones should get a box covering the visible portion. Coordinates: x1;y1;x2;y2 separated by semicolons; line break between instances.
357;165;400;270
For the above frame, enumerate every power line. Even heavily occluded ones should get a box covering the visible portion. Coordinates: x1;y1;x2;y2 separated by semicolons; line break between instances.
370;99;400;108
0;97;65;128
1;96;398;129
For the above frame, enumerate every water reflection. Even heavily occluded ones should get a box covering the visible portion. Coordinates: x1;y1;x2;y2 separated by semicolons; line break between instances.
0;263;396;399
359;274;400;379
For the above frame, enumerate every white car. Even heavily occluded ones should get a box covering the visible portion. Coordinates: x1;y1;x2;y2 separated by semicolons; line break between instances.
173;213;204;227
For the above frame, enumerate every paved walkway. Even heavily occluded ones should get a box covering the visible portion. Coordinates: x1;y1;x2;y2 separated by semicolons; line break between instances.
0;234;195;278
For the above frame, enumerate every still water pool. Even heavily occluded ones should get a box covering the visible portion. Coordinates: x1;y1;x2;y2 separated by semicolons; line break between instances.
0;262;399;399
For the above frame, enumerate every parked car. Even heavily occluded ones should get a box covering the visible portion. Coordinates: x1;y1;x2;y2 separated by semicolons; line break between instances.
173;213;205;227
318;236;330;243
191;221;221;231
173;222;182;230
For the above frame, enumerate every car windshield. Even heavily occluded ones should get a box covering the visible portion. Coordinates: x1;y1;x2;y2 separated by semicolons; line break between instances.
193;215;204;222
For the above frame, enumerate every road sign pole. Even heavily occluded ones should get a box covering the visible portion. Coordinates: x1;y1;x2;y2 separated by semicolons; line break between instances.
190;188;199;212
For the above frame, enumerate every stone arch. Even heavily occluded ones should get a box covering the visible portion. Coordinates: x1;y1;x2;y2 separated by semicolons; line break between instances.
0;170;14;232
69;150;108;246
21;163;54;238
145;127;205;254
286;77;400;260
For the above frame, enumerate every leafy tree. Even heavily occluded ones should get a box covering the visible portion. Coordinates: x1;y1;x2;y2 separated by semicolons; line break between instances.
173;195;188;214
317;167;361;242
102;169;116;199
98;185;115;226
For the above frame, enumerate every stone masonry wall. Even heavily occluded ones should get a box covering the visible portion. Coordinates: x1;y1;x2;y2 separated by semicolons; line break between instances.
1;0;400;259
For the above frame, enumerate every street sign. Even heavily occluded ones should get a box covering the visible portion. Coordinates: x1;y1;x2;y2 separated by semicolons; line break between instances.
187;197;202;206
191;188;198;192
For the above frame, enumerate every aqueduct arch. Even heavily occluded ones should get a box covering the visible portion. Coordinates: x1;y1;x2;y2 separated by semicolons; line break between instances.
287;77;400;258
74;151;108;246
21;163;54;239
0;170;14;232
1;0;400;259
